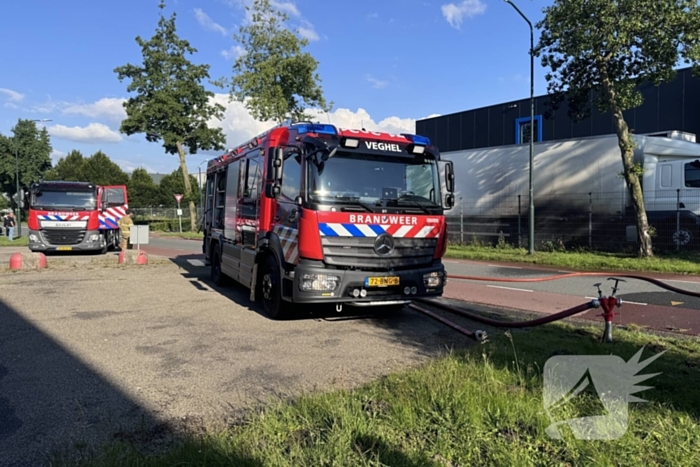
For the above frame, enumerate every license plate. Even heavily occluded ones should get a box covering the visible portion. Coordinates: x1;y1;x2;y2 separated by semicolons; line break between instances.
56;246;72;251
365;276;400;287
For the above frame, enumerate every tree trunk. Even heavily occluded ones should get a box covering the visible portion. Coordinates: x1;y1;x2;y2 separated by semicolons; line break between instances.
176;141;198;232
601;77;653;258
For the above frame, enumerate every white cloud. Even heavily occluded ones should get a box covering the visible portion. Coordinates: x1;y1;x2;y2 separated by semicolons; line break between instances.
441;0;486;29
50;150;67;164
221;45;247;61
0;87;25;102
271;0;300;17
47;123;123;144
193;8;228;35
205;93;440;148
298;21;319;42
367;13;379;19
366;75;388;89
62;97;127;122
114;159;159;174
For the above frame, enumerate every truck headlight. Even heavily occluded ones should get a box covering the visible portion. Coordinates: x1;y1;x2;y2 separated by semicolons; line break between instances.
300;274;340;292
87;234;100;242
423;271;443;287
29;234;39;242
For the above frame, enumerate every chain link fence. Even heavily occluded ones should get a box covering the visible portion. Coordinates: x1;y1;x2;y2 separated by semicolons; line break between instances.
447;190;700;253
131;191;700;253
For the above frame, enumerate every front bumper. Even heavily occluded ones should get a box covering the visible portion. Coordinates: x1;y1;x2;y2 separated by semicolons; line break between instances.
28;229;105;252
290;259;446;305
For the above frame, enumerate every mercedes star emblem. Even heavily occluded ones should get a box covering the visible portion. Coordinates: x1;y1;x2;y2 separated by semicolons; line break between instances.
373;233;395;256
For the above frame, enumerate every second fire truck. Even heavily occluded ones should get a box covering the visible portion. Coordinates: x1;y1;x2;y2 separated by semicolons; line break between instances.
202;121;456;319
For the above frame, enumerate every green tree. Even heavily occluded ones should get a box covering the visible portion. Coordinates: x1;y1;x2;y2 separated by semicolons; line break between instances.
114;0;226;231
44;150;129;187
226;0;332;123
44;150;86;181
81;151;129;187
158;166;199;207
0;119;52;208
127;168;161;208
534;0;700;257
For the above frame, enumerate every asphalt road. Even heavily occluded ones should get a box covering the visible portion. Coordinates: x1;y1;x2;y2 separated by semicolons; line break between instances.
0;258;485;467
443;259;700;310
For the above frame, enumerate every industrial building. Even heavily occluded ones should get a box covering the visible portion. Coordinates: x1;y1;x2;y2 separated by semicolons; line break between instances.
416;66;700;153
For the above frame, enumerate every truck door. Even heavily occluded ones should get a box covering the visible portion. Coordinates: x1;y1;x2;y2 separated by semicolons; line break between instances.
99;185;128;229
273;150;302;265
237;149;263;249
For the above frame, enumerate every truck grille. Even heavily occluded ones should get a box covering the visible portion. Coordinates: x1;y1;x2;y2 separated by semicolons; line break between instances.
41;229;85;245
321;237;437;269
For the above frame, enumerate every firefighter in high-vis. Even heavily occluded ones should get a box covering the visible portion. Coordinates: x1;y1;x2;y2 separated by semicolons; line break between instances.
117;208;134;250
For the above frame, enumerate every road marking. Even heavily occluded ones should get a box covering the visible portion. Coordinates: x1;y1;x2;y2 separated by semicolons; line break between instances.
444;260;460;263
486;264;522;269
558;271;573;273
671;301;684;306
187;259;206;267
487;285;533;292
656;279;700;285
585;296;647;306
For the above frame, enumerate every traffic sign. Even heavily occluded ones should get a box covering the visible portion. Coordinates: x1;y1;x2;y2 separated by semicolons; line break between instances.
174;194;183;203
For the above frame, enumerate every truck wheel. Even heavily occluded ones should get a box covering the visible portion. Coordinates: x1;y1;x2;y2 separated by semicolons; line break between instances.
261;255;286;320
211;243;228;286
673;227;693;248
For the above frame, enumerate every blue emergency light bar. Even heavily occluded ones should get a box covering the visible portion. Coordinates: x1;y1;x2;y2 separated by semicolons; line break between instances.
291;123;338;135
401;133;431;146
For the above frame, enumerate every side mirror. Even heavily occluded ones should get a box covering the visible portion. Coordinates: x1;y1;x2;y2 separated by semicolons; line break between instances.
321;146;338;161
264;184;281;198
294;195;303;206
445;160;454;193
444;193;455;209
272;147;284;180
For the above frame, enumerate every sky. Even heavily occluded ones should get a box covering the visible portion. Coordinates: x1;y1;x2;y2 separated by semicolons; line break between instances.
0;0;553;176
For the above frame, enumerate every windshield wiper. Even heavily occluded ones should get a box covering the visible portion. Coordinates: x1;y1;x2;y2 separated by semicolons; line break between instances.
387;196;434;214
332;196;375;212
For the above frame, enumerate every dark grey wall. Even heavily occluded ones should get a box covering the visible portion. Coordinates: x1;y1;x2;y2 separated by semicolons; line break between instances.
417;67;700;153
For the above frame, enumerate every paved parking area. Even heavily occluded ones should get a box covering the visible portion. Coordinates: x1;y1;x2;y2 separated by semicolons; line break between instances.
0;260;474;467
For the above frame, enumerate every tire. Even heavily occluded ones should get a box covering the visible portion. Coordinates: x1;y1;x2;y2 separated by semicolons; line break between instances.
672;226;693;248
211;243;228;286
260;255;286;320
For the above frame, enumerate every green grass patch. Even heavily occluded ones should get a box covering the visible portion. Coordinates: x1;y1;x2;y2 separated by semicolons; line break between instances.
58;322;700;466
446;244;700;275
153;231;203;239
0;235;29;247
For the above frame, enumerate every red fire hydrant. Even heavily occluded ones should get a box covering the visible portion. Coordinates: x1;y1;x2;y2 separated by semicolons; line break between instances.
594;279;624;343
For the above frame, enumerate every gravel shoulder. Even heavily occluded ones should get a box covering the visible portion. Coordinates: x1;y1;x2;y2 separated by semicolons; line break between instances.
0;260;475;466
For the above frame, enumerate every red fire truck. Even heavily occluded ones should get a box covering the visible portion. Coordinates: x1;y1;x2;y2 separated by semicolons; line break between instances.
27;181;128;254
202;122;455;319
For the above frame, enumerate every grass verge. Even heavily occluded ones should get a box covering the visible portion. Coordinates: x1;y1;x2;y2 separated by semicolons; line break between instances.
0;235;29;247
152;231;203;240
58;322;700;466
446;244;700;275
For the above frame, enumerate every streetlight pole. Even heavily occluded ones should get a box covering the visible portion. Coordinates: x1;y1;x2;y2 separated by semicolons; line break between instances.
14;118;52;237
505;0;535;254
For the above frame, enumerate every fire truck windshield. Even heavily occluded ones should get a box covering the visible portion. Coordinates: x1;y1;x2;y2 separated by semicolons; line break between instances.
30;188;97;210
307;151;442;210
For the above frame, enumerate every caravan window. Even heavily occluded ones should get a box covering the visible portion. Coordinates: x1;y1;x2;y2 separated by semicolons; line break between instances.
684;162;700;188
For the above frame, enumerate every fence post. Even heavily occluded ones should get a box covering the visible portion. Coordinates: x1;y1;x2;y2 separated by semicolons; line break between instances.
518;195;522;248
677;188;681;252
460;197;464;244
588;192;592;249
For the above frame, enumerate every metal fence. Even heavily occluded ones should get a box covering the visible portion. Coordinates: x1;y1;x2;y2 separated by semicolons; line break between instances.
447;190;700;253
131;190;700;253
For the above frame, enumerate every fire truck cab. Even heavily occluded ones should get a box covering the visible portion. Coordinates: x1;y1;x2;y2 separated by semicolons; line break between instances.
202;122;455;319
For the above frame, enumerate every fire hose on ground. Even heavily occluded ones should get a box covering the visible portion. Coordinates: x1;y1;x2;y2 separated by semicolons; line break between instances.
409;272;700;343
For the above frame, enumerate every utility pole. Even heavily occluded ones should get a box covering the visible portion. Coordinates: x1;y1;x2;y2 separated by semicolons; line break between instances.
14;118;52;237
504;0;535;254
